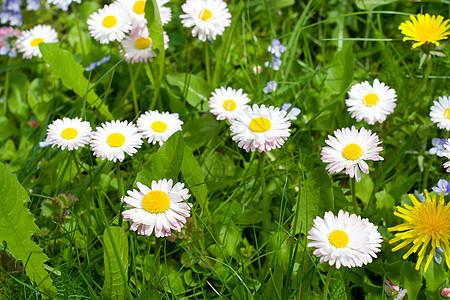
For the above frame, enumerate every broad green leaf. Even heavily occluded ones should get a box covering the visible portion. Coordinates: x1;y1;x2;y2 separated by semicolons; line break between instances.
101;227;129;300
135;131;185;186
423;260;448;296
374;189;395;224
0;162;56;296
166;73;209;108
183;114;220;151
400;261;422;299
39;43;113;119
324;42;354;95
181;146;208;206
27;78;52;122
355;173;374;206
292;167;334;235
145;0;165;103
354;0;397;10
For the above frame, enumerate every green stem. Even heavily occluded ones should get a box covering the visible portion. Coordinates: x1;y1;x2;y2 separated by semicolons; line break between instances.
260;153;269;228
72;5;86;58
322;267;334;300
351;177;359;214
204;42;211;85
127;63;139;115
151;238;162;289
116;163;125;227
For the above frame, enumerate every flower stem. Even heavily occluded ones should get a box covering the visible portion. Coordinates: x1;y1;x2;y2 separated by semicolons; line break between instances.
260;152;269;228
322;267;334;300
72;4;86;58
204;42;211;84
116;163;125;227
351;177;359;214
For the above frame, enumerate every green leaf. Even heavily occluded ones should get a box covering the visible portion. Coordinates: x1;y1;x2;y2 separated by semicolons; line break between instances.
269;0;294;8
356;173;374;206
0;162;56;296
27;78;52;122
400;261;422;299
183;114;220;151
423;260;448;296
181;146;208;206
166;73;209;108
324;42;354;95
292;167;334;234
354;0;397;10
135;131;185;186
39;43;113;119
101;227;129;300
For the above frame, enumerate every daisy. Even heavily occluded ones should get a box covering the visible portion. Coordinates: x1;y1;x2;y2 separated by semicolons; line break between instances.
388;190;450;272
230;104;291;152
399;14;450;48
90;120;143;162
321;126;384;182
117;0;172;28
384;279;407;300
120;27;169;63
46;117;92;151
430;96;450;131
16;25;58;59
307;210;382;269
345;79;397;125
47;0;81;11
209;87;251;121
180;0;231;42
136;111;183;146
87;3;132;44
122;179;192;237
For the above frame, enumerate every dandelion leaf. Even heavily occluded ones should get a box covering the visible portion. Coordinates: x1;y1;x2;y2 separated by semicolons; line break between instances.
145;0;165;81
0;162;56;296
101;226;128;300
181;146;208;205
39;43;113;119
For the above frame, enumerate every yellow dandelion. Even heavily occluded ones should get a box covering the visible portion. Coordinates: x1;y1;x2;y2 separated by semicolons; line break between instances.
398;13;450;48
388;190;450;272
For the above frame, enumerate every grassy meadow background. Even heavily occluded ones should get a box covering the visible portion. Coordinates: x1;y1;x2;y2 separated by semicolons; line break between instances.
1;0;450;298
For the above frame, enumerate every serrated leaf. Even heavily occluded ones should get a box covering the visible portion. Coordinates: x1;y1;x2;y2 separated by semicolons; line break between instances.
101;227;129;299
135;131;185;186
0;162;56;296
400;261;422;299
181;146;207;206
292;167;334;235
166;73;209;108
39;43;113;119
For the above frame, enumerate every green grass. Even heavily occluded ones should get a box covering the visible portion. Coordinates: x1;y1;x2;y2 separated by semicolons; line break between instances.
1;0;450;299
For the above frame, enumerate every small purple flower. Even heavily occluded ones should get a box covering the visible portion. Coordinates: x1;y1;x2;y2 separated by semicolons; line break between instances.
282;103;301;120
0;0;23;26
433;247;444;264
429;138;448;157
85;55;111;72
432;179;450;196
264;56;282;71
263;81;277;94
414;190;426;202
267;39;287;57
26;0;39;10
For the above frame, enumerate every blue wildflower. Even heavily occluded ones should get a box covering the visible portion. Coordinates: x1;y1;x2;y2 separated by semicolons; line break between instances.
432;179;450;196
0;0;23;26
282;103;301;120
263;81;277;94
264;56;282;71
267;39;287;57
26;0;40;11
429;138;448;157
85;55;111;72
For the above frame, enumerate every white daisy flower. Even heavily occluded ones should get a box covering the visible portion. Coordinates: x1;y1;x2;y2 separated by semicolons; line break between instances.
230;104;291;153
136;110;183;146
16;25;58;59
47;0;81;11
90;120;143;162
120;27;169;63
46;117;91;151
87;3;132;44
307;210;382;269
180;0;231;42
430;96;450;131
122;179;192;237
345;79;397;125
320;126;384;182
209;87;251;121
117;0;172;28
442;139;450;172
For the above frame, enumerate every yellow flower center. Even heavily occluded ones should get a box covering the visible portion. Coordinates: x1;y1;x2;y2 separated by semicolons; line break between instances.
444;108;450;119
249;117;271;133
134;37;152;49
102;16;117;28
107;133;125;147
30;38;44;47
142;190;170;213
222;100;236;111
363;93;379;106
132;0;146;14
328;230;349;248
342;143;363;160
151;121;167;133
198;9;213;21
61;128;78;140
